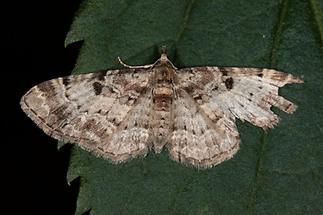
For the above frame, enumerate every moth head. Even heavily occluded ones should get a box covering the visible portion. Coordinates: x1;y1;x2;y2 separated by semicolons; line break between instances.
154;46;177;70
160;53;169;64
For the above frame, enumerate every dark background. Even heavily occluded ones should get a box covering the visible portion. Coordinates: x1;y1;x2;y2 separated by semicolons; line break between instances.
5;1;82;214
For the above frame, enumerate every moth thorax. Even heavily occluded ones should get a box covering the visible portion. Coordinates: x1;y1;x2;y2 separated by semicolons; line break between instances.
154;67;175;82
153;86;173;98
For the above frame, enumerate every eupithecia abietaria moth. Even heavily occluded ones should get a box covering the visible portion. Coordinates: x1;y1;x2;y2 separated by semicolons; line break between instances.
21;48;303;168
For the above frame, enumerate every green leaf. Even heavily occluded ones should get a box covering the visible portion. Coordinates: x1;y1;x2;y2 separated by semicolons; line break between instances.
64;0;323;214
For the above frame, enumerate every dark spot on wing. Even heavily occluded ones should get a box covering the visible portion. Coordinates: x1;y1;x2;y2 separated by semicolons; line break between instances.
285;103;293;112
62;77;70;86
224;77;234;90
219;67;228;76
257;73;263;77
93;82;103;95
249;92;253;96
193;94;203;103
185;85;194;94
212;86;218;91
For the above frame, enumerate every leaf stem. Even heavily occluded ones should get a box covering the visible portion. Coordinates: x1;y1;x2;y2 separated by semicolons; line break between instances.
175;0;196;43
308;0;323;47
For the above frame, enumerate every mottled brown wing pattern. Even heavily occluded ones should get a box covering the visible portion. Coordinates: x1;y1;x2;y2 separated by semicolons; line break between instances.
21;51;303;169
168;88;240;168
168;66;302;168
176;66;303;129
20;69;153;162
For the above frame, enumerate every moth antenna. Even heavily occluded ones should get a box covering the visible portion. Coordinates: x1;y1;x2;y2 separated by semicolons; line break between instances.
117;57;154;69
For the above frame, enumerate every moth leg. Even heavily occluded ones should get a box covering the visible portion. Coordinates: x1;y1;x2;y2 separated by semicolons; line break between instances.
118;57;154;69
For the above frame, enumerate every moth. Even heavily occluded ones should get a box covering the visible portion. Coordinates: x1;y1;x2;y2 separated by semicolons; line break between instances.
21;48;303;168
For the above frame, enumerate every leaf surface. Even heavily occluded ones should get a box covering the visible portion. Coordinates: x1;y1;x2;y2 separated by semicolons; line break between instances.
64;0;323;214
